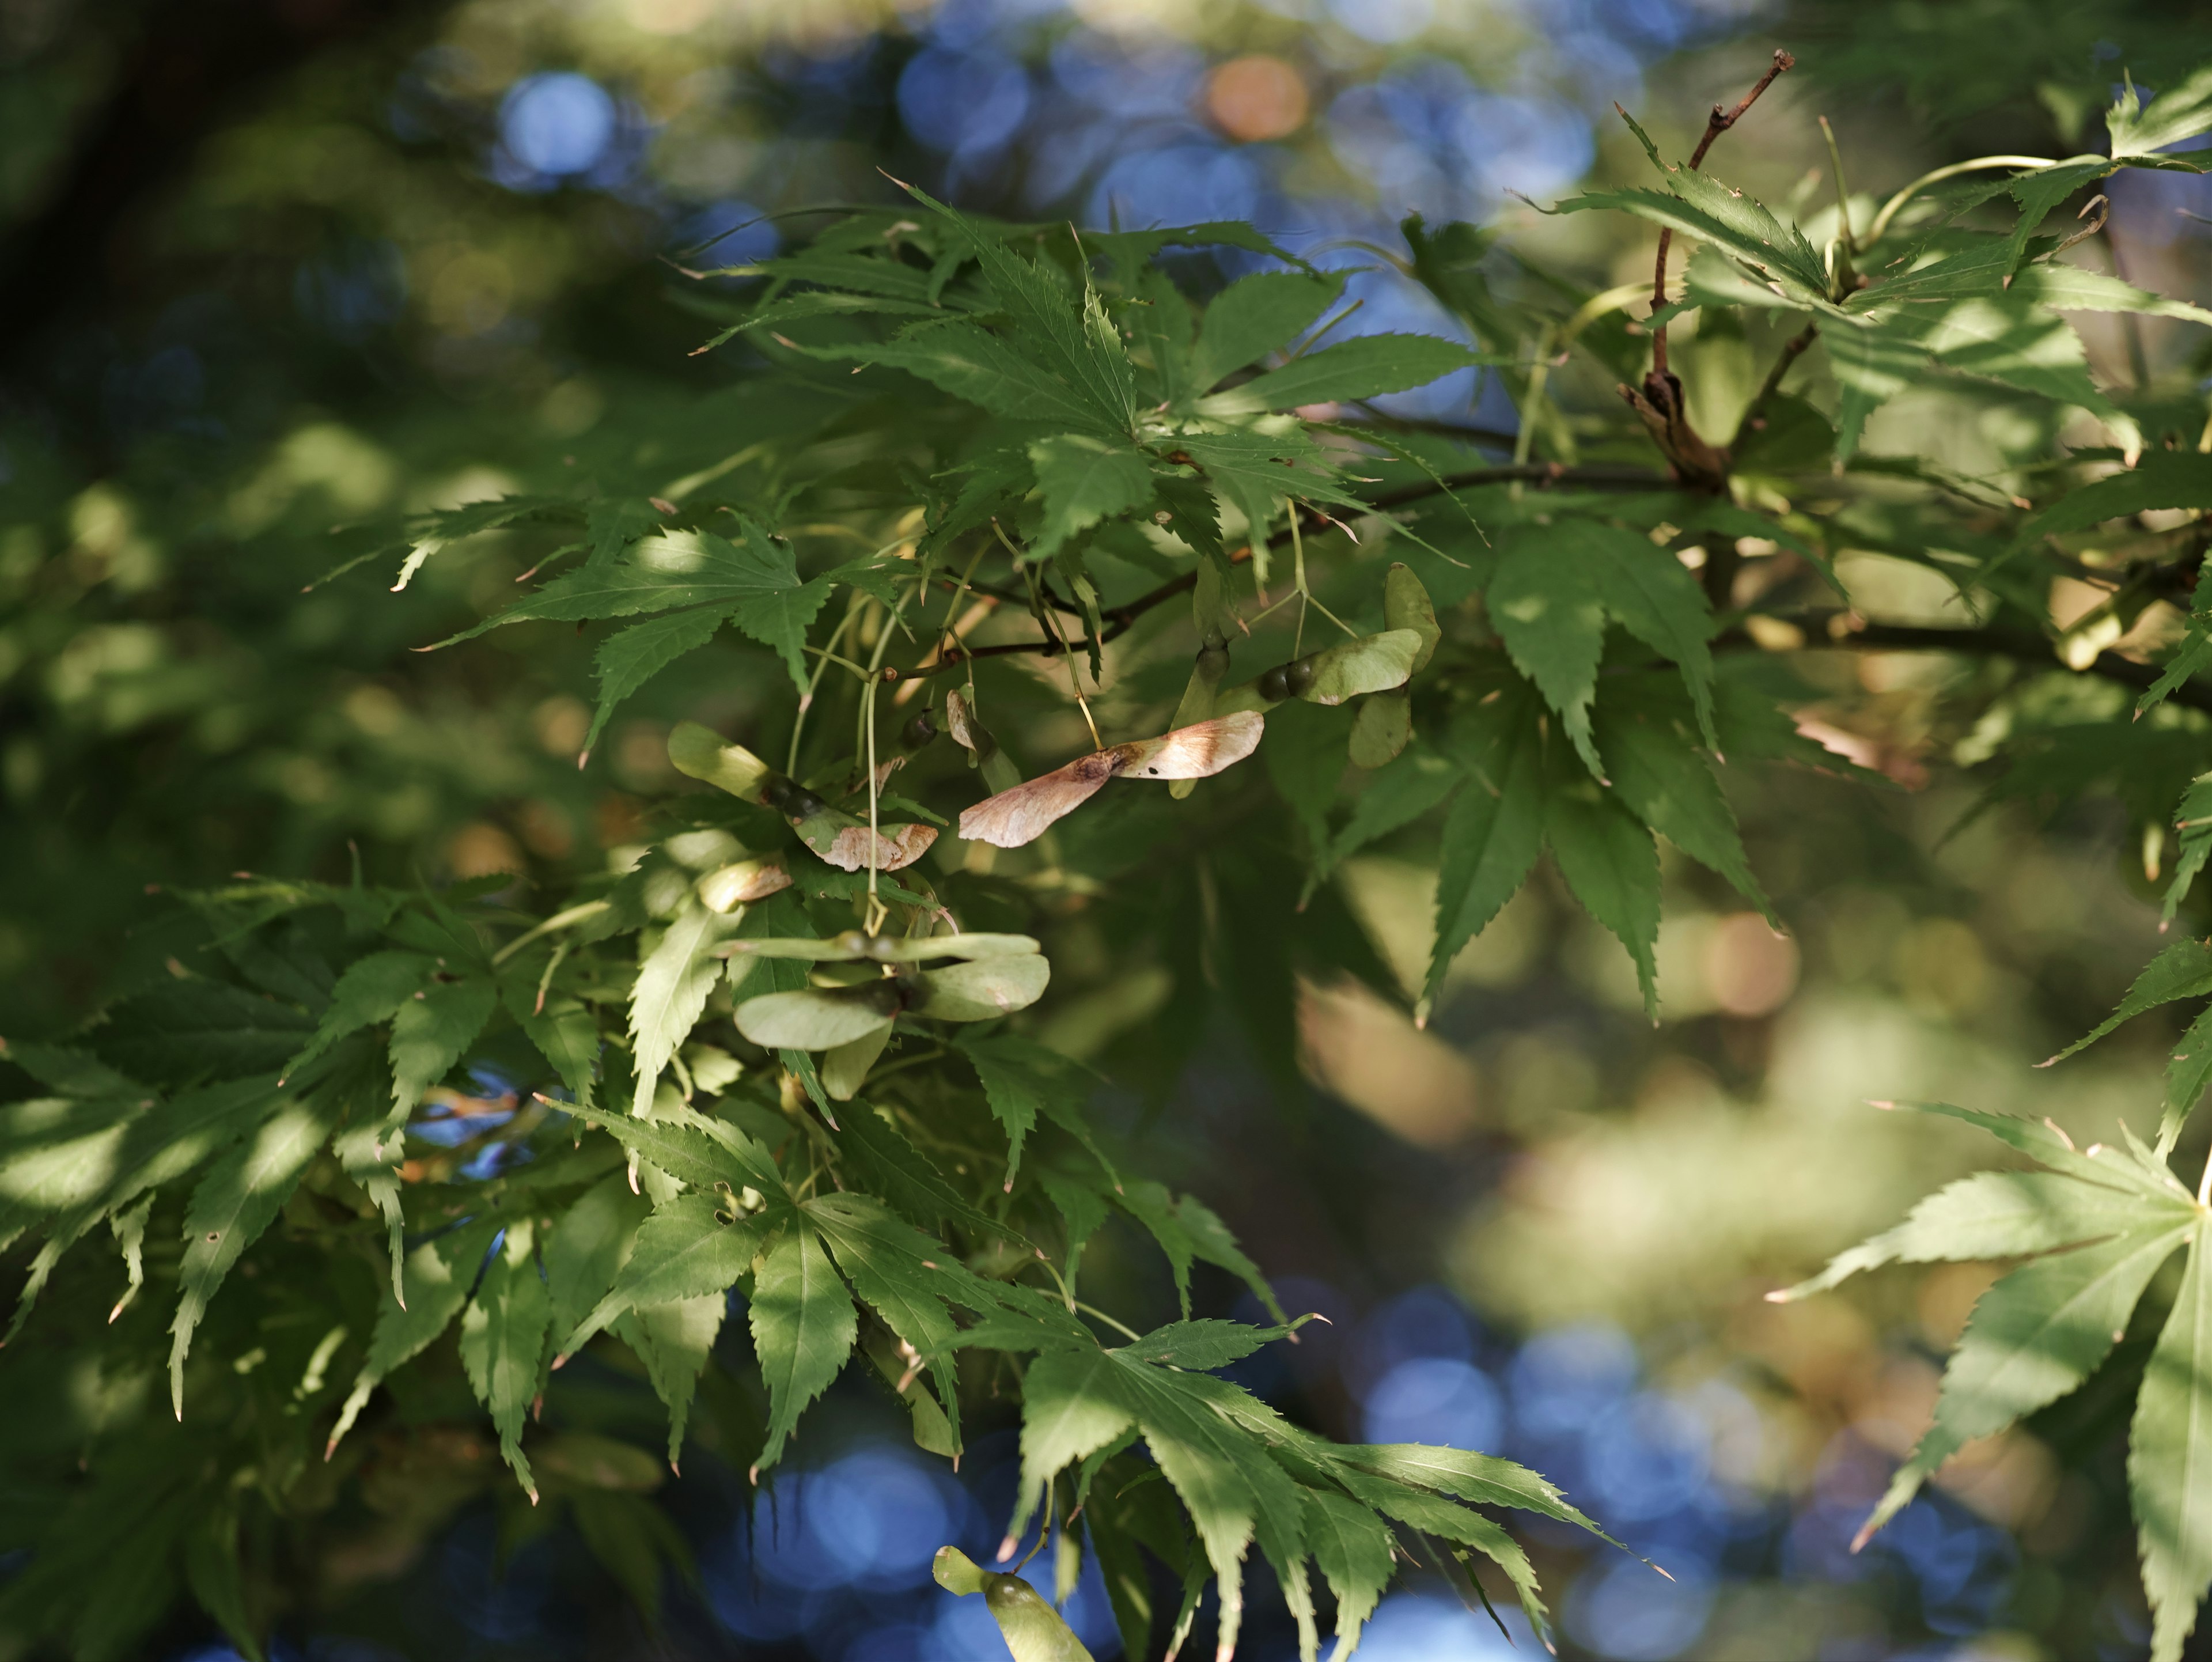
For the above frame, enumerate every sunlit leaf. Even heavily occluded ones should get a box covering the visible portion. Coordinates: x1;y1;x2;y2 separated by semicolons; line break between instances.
749;1221;858;1475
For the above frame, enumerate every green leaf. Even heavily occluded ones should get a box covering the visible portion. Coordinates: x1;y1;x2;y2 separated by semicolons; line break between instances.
1426;687;1544;1002
181;1507;258;1662
327;1216;505;1456
389;974;497;1124
168;1094;342;1416
2051;938;2212;1064
2162;773;2212;933
574;1486;696;1624
808;323;1119;431
2006;262;2212;326
1173;1193;1286;1324
1344;1443;1613;1540
1013;1347;1139;1544
2142;629;2212;718
582;607;729;762
1916;293;2139;446
1613;111;1831;296
567;1099;783;1197
1108;1365;1305;1659
838;1098;1022;1239
803;1191;968;1357
281;949;431;1082
1893;1098;2191;1199
1187;271;1342;393
544;1172;650;1343
1544;755;1662;1017
821;1022;891;1101
1028;434;1154;559
585;497;662;567
460;1221;554;1497
1127;266;1195;408
1266;697;1349;856
2110;65;2212;158
1117;1318;1296;1371
92;979;316;1084
1486;532;1608;776
1195;333;1483;417
2133;1218;2212;1662
1862;1221;2188;1548
631;900;748;1116
1115;1181;1199;1317
911;184;1138;433
1596;701;1771;921
1577;525;1718;751
616;1294;728;1469
2169;1005;2212;1156
566;1193;766;1356
2017;450;2212;546
2002;156;2115;272
748;1221;857;1475
1776;1169;2184;1300
1304;1490;1394;1658
1335;1463;1555;1647
1323;743;1464;880
512;989;599;1111
444;526;831;691
8;1077;283;1340
1556;184;1828;307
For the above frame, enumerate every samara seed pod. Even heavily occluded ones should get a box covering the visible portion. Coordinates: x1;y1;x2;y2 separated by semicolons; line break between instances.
667;721;771;800
696;857;792;913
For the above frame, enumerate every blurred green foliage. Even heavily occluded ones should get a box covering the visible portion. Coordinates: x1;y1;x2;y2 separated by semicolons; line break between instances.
10;1;2212;1660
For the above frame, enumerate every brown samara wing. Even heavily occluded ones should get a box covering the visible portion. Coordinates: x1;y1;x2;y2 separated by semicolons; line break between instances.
957;748;1127;848
1117;711;1266;780
816;820;939;872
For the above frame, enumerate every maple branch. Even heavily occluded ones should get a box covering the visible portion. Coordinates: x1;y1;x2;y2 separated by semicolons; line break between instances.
897;463;1668;679
1721;616;2212;715
1647;48;1796;379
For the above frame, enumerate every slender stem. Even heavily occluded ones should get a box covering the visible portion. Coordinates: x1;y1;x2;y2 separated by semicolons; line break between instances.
2105;224;2154;393
888;465;1667;678
1863;154;2058;246
1818;115;1858;261
1512;321;1556;477
1007;527;1104;749
1074;1300;1146;1343
1649;48;1796;377
491;900;612;967
860;1046;945;1085
532;940;570;1016
1306;592;1359;638
1290;297;1365;359
789;601;859;774
802;643;873;679
1731;323;1820;449
858;582;914;929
